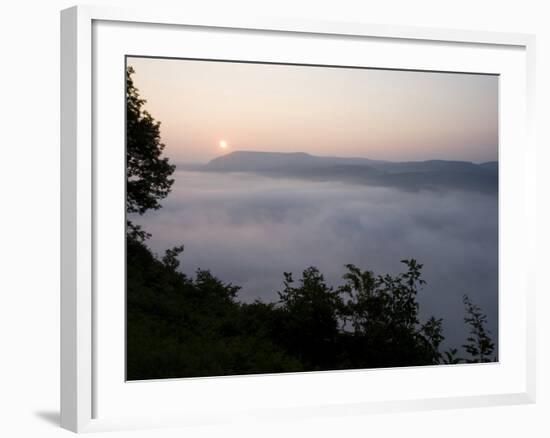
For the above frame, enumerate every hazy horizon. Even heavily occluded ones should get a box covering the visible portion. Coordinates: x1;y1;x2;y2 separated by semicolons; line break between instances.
174;149;499;166
127;57;498;164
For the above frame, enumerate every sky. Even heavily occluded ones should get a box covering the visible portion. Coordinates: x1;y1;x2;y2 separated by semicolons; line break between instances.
127;57;499;164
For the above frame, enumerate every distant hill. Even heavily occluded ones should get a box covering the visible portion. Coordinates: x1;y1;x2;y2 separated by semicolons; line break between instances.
205;151;382;171
202;151;498;193
479;161;499;172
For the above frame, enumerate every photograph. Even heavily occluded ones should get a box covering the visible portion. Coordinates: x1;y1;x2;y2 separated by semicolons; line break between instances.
125;56;499;380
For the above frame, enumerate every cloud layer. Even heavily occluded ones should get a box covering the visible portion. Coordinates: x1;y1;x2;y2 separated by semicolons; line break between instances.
134;170;498;354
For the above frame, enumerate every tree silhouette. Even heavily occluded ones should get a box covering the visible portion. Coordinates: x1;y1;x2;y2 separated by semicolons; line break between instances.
127;237;498;379
337;260;444;368
441;348;461;364
162;245;185;271
462;294;495;362
126;66;175;240
277;267;344;369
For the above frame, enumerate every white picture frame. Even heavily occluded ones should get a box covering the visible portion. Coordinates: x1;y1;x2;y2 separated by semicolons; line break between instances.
60;4;537;433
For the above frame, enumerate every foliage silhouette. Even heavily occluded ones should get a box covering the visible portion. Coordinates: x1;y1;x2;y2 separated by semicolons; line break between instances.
462;294;496;362
126;66;175;240
335;261;444;368
277;268;344;369
127;237;496;379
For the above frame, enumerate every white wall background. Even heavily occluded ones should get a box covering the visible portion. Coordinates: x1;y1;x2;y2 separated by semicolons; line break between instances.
0;0;547;436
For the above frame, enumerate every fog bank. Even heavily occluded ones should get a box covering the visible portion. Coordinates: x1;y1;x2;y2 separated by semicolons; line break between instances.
134;169;498;354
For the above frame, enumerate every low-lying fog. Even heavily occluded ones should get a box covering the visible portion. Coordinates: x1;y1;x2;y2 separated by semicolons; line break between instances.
134;169;498;355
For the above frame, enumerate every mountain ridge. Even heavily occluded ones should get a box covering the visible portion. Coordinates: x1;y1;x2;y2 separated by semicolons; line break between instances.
205;150;496;170
200;150;498;193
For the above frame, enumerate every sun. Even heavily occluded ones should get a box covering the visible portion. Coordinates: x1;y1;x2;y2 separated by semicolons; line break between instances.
219;140;228;150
